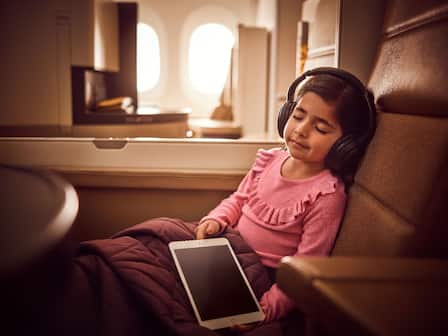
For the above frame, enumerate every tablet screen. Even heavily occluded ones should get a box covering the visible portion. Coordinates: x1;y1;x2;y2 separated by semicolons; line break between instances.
174;245;259;320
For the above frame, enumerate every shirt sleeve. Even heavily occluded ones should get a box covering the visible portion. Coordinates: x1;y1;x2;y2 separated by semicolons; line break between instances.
199;167;255;229
200;148;279;230
297;188;346;256
260;283;296;322
260;188;346;322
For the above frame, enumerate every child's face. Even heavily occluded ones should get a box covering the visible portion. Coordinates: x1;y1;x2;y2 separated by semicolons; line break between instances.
284;92;342;166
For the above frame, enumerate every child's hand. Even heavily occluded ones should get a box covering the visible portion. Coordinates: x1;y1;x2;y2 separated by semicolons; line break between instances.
195;220;221;239
230;322;258;333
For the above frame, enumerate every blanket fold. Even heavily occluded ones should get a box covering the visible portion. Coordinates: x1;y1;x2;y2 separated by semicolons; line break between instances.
54;218;275;336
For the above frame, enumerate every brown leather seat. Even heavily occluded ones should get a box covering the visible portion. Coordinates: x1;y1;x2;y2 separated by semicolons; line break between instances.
333;0;448;258
278;1;448;335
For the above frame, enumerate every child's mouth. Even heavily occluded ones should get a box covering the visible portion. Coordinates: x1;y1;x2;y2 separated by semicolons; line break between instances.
291;140;309;150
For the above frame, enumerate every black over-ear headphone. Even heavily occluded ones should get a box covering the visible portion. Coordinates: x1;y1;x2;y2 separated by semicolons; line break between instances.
277;67;376;174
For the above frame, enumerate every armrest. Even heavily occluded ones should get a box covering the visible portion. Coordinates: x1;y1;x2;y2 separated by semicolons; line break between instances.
277;256;448;336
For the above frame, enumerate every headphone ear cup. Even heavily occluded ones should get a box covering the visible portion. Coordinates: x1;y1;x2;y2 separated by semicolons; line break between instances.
277;101;296;138
326;135;359;171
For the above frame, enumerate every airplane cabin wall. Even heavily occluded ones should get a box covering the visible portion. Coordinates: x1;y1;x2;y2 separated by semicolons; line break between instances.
126;0;258;120
0;0;303;139
0;0;118;128
71;184;235;241
301;0;386;84
0;0;61;126
271;0;303;137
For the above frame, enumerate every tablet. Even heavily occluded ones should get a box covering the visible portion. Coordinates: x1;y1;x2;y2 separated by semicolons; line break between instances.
169;238;265;330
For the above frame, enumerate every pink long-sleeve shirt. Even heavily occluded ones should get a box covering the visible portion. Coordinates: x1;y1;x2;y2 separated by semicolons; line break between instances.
200;148;346;322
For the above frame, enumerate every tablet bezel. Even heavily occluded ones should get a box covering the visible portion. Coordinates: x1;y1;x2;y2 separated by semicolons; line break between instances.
169;238;265;330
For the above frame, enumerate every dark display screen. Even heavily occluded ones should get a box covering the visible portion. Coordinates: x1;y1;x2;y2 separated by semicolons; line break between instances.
174;245;259;320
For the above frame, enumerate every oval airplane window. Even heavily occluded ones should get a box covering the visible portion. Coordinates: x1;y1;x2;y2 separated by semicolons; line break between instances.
188;23;235;94
137;23;160;92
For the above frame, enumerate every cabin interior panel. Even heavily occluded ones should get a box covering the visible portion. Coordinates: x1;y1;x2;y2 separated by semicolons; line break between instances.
70;187;233;242
57;167;243;241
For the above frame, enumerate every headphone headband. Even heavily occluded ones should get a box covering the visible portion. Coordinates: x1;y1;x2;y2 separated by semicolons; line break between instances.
288;67;366;102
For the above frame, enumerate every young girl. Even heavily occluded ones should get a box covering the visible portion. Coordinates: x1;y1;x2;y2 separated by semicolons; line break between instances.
195;68;376;323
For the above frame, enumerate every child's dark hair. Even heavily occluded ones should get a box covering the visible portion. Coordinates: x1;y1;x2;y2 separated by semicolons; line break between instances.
296;74;377;188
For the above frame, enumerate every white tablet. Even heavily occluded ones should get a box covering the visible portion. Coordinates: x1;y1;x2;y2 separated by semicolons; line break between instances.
169;238;265;330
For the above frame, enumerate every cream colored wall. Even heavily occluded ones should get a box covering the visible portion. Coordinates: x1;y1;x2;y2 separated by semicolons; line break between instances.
234;25;270;136
302;0;338;69
302;0;386;84
273;0;302;135
70;0;95;67
0;0;60;126
255;0;302;139
94;0;119;71
0;0;118;127
70;0;118;70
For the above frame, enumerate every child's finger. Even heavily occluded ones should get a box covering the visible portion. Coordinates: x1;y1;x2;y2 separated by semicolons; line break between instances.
196;224;208;239
230;323;258;333
230;323;257;332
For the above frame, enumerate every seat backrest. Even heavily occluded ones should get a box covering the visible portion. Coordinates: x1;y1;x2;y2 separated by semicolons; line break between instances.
333;0;448;258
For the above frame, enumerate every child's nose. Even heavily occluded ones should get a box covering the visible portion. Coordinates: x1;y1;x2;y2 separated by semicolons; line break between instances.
295;120;311;137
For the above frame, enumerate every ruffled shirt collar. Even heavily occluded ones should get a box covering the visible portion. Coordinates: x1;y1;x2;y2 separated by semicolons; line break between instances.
245;148;341;225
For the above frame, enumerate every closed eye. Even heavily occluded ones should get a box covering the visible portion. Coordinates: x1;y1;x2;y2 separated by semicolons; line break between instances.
315;126;329;134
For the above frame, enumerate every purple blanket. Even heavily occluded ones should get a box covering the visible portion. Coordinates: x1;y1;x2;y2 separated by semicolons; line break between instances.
48;218;292;336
